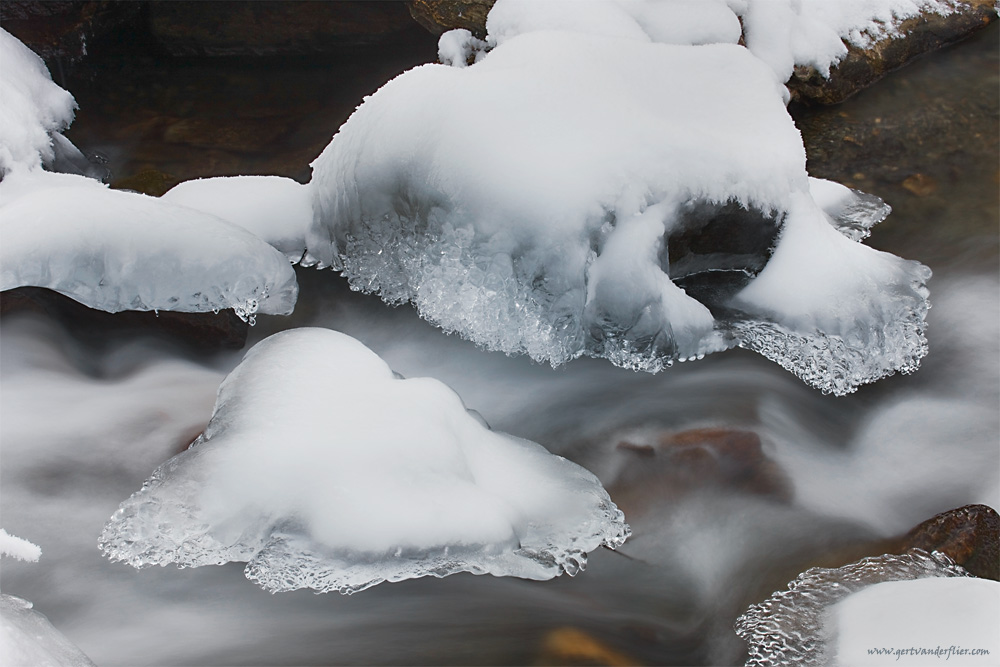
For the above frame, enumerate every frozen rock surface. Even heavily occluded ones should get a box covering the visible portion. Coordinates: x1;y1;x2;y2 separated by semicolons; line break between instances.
308;30;930;394
100;328;629;594
0;595;96;667
0;171;299;324
735;549;971;666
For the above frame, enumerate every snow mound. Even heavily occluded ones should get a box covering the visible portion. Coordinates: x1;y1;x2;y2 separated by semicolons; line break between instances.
162;176;313;262
735;549;971;667
308;31;929;394
0;171;298;323
833;577;1000;665
481;0;959;82
0;595;96;667
0;28;76;176
100;328;629;594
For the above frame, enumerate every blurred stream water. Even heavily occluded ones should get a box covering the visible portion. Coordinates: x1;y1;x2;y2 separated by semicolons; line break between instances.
0;22;996;667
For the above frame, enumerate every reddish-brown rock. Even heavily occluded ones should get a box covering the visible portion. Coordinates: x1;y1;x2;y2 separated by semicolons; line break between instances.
407;0;496;38
898;504;999;580
609;428;793;518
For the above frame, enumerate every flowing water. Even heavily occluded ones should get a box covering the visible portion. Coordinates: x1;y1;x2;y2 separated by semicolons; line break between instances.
1;22;997;667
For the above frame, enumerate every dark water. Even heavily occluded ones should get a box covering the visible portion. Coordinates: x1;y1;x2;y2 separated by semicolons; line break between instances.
1;22;997;667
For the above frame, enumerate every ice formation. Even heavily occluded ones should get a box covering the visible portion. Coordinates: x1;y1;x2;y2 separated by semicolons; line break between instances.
735;549;972;666
0;528;41;562
0;30;299;322
0;171;298;323
0;595;97;667
162;176;313;262
308;26;930;394
100;328;629;594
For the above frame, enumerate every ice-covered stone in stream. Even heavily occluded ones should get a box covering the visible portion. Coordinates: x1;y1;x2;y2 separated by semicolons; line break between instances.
0;170;299;323
308;29;930;394
99;328;629;594
735;549;974;667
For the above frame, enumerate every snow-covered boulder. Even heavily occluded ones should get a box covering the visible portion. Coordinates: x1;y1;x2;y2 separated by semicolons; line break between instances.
161;175;313;262
100;328;629;594
0;171;299;323
308;28;930;394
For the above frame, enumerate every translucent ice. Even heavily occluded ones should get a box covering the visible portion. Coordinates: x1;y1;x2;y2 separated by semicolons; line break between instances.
0;170;298;322
308;29;930;394
735;550;971;667
1;595;97;667
100;328;629;594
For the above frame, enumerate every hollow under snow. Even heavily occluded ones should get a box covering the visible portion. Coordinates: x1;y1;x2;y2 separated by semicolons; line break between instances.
308;29;931;395
100;328;630;594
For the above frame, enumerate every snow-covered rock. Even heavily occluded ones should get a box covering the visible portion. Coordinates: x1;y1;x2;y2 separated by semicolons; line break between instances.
100;328;629;594
0;171;299;323
308;29;930;394
161;175;313;262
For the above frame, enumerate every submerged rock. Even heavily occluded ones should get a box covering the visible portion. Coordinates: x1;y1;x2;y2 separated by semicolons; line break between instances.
609;428;793;518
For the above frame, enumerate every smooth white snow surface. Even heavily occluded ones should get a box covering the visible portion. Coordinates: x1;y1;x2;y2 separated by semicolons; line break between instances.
0;595;96;667
161;176;313;262
481;0;959;81
309;30;930;394
0;529;41;562
0;171;298;323
833;577;1000;666
100;328;629;594
0;28;76;176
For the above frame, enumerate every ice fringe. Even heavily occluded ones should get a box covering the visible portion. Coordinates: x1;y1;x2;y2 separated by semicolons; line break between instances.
735;549;969;667
100;328;630;594
307;30;930;395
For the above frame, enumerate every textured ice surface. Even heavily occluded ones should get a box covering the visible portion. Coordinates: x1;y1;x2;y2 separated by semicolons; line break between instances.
309;30;930;394
100;328;629;594
162;176;313;262
735;549;970;667
0;529;41;562
0;595;96;667
0;171;298;322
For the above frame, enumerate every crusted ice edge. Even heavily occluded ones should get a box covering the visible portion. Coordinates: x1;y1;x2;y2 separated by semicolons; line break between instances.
734;549;970;667
99;440;630;595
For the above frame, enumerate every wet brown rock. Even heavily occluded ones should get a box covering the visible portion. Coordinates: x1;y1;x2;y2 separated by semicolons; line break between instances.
0;286;248;351
147;1;419;57
407;0;496;38
111;168;176;197
536;627;641;667
788;0;998;105
898;504;999;580
609;428;793;518
901;172;938;196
